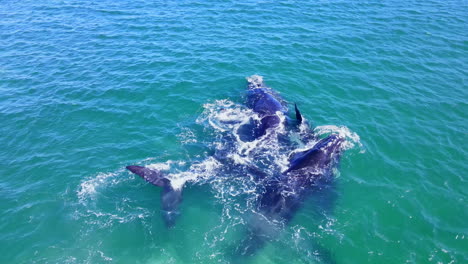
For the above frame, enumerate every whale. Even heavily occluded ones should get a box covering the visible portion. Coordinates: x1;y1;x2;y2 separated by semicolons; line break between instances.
235;134;344;259
125;165;182;228
125;75;296;227
239;75;303;141
125;75;346;249
260;133;344;222
246;75;286;137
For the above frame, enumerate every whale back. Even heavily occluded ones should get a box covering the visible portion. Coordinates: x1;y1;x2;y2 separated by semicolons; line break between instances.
246;75;285;117
286;134;344;174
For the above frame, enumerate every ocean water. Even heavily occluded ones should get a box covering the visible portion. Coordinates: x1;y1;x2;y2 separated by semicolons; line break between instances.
0;0;466;263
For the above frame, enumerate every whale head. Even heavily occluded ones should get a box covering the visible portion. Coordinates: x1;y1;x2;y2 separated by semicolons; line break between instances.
286;134;345;175
246;75;266;90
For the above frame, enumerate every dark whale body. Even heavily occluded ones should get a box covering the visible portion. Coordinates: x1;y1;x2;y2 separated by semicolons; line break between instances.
235;134;344;259
259;134;344;222
242;75;302;140
125;75;299;228
126;76;346;263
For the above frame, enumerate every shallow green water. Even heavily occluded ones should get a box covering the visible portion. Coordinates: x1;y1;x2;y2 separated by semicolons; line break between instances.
1;1;467;263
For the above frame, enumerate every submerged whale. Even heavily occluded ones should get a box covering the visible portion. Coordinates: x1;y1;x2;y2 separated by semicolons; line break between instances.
261;134;344;222
125;165;182;227
236;134;344;258
126;76;347;260
227;76;345;258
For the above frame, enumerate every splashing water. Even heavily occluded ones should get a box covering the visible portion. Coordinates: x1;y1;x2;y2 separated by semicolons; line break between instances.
75;96;362;262
78;96;362;213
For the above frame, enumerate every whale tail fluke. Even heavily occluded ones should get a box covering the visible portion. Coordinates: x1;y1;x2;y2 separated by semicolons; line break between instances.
126;165;170;187
126;165;182;228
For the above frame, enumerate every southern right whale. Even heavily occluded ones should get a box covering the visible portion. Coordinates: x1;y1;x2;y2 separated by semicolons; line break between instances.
239;75;303;141
225;76;344;259
126;165;182;228
125;75;308;228
260;134;344;222
235;133;344;258
125;75;347;261
125;75;297;227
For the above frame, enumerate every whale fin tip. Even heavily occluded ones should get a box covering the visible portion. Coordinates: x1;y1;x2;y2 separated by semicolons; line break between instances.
294;103;303;124
126;165;170;187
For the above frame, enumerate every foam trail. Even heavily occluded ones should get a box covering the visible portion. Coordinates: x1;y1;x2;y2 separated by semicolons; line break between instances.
77;170;124;203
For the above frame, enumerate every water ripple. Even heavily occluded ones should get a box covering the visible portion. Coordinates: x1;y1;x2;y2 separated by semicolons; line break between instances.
1;0;467;263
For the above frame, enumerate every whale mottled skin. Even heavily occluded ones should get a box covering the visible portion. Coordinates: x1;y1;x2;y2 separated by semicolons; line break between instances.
246;75;285;116
244;75;302;139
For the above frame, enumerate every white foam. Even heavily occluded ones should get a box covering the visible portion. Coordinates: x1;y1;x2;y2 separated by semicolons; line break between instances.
177;127;197;144
77;171;119;202
79;101;362;207
72;88;366;261
143;157;222;190
97;251;112;262
167;156;222;189
87;97;364;243
314;125;363;151
246;75;264;87
197;99;254;133
227;153;249;165
146;160;183;171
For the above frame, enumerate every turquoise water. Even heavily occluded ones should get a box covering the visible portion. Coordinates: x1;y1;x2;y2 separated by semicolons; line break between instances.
1;0;467;263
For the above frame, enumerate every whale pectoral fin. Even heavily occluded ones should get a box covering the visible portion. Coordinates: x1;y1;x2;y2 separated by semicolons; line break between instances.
126;165;170;187
294;103;303;125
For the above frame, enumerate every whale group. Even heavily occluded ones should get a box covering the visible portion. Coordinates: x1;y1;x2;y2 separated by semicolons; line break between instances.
126;75;347;258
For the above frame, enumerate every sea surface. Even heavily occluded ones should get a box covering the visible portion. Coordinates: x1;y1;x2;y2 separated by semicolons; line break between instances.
0;1;466;263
